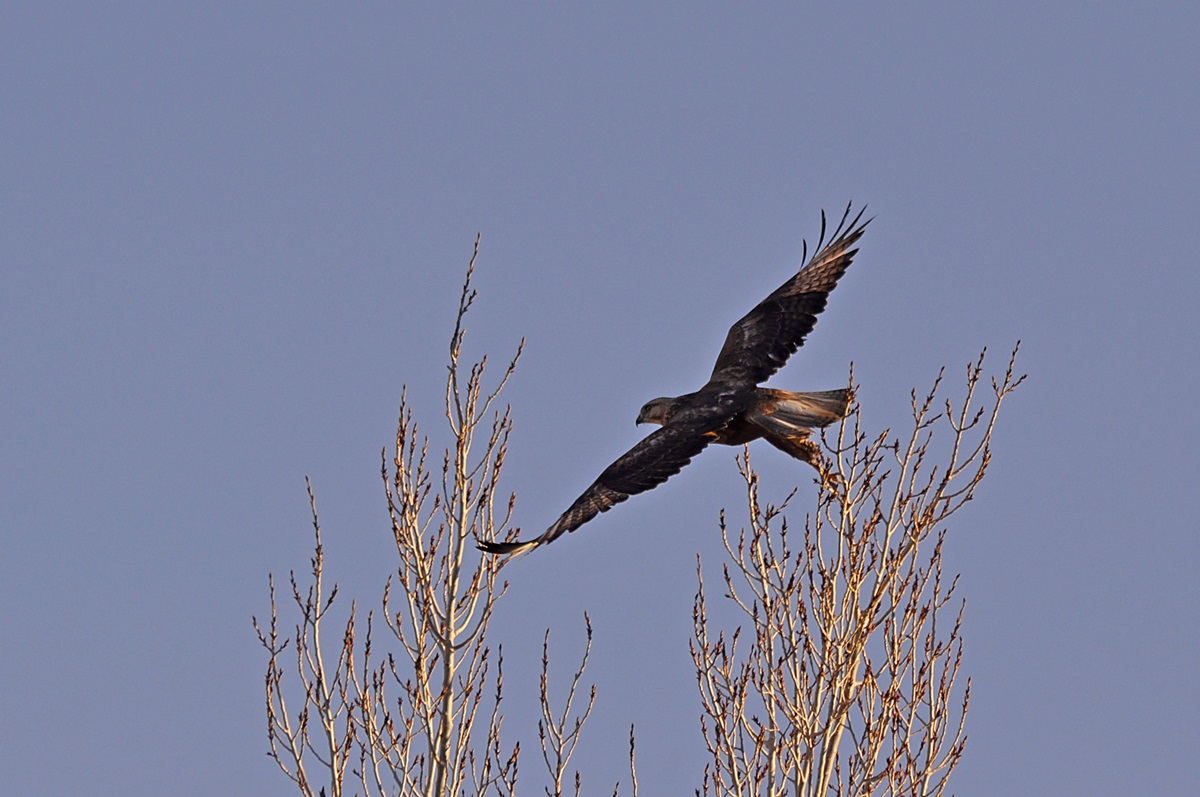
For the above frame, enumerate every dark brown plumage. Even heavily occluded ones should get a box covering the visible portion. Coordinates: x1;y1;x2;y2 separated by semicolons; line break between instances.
479;204;869;555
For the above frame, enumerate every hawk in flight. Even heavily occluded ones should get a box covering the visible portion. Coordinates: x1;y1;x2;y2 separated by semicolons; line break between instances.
480;204;869;555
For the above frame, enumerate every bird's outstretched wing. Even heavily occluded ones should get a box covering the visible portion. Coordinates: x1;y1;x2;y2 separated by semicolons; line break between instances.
709;204;870;387
478;422;716;555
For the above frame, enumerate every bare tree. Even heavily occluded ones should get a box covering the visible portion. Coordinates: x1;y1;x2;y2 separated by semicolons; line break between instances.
352;238;522;797
693;348;1024;797
255;239;606;797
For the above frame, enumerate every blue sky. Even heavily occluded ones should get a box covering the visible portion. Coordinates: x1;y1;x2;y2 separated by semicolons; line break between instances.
3;4;1198;794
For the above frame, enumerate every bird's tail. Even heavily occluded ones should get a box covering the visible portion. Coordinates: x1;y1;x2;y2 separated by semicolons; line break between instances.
755;388;851;431
749;388;850;469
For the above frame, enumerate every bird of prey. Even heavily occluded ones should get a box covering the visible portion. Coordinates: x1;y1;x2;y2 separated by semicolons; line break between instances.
479;204;869;555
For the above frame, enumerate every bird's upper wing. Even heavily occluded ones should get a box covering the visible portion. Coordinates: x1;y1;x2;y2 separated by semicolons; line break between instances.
709;204;870;387
478;421;717;555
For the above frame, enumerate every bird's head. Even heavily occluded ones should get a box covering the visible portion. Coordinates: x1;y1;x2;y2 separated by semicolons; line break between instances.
636;397;675;426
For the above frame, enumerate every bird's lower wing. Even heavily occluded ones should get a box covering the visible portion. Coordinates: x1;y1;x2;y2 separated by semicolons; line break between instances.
478;422;716;554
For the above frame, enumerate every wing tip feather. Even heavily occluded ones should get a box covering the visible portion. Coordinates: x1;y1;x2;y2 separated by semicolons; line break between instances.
477;538;541;556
